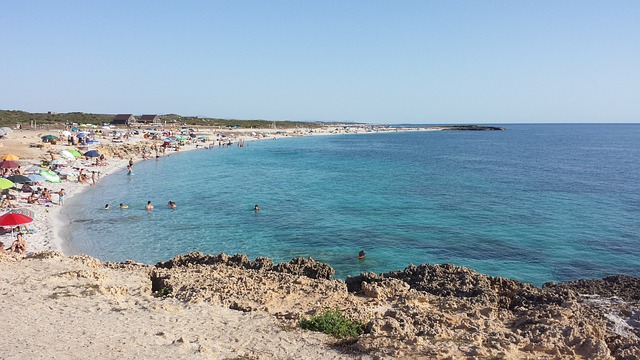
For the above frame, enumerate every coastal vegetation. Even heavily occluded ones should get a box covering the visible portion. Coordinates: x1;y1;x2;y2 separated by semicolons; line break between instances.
0;109;332;129
299;309;365;339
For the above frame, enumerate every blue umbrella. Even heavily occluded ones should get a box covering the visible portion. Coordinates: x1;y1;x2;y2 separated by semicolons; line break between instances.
76;133;86;138
84;150;100;157
28;174;46;183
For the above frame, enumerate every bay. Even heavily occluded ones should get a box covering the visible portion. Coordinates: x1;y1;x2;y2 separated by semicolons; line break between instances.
61;124;640;285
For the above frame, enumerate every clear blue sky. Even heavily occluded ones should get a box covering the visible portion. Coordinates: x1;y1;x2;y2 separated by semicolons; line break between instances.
2;1;639;123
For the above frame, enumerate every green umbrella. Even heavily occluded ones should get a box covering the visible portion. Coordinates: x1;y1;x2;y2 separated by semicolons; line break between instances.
39;169;61;183
41;135;58;141
68;149;83;157
0;178;14;189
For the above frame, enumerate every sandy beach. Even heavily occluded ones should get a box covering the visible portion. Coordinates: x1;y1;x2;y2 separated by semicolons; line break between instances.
1;126;639;359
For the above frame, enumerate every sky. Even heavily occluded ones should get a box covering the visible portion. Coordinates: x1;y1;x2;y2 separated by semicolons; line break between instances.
2;1;639;124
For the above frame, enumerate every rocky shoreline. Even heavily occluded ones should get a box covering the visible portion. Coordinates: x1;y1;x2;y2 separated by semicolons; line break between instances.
147;252;638;358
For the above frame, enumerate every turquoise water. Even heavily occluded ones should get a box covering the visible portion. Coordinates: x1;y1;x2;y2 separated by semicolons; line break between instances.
62;124;640;285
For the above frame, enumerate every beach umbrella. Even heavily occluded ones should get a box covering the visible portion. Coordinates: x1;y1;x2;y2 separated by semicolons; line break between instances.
27;174;46;183
84;150;100;158
41;135;58;141
76;132;86;138
59;150;76;160
6;175;31;184
0;160;19;168
9;208;35;219
1;127;13;133
50;159;67;165
68;149;83;157
71;127;79;132
0;212;33;228
1;154;20;161
0;178;14;189
61;131;72;136
39;169;61;183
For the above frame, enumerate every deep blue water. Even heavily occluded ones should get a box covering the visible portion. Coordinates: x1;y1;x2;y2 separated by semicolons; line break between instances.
61;124;640;285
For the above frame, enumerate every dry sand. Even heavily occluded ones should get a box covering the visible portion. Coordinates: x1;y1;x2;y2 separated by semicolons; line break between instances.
0;253;351;360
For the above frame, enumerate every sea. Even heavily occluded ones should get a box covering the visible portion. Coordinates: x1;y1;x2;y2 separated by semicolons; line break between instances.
60;124;640;286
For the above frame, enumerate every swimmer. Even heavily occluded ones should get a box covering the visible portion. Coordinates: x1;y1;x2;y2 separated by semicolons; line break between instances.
254;204;261;211
167;201;176;209
145;200;154;211
119;203;128;209
358;250;366;259
104;203;110;210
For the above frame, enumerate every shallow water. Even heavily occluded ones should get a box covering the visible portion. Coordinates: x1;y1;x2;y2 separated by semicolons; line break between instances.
62;124;640;285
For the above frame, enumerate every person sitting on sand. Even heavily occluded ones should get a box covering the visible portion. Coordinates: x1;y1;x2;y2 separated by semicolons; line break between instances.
145;201;154;211
27;192;38;204
119;203;128;209
9;233;27;254
1;197;16;209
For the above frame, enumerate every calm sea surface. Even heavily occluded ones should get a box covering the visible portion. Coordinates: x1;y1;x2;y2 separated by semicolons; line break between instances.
61;124;640;285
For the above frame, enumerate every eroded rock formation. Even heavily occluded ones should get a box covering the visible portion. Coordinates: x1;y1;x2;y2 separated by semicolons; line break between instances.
146;253;640;359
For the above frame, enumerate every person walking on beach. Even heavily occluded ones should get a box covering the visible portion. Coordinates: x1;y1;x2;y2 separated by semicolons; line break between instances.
58;188;65;206
145;201;154;211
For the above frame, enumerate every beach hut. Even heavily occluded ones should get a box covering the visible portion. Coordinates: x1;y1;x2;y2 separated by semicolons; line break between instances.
112;114;136;126
139;115;159;124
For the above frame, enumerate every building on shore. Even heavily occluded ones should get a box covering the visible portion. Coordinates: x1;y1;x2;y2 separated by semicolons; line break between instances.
112;114;136;126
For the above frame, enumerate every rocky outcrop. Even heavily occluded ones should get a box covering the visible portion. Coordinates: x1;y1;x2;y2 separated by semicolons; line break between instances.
548;275;640;302
156;251;334;280
139;254;640;359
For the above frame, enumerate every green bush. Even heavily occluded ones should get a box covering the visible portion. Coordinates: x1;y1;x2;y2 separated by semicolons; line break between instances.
299;309;365;339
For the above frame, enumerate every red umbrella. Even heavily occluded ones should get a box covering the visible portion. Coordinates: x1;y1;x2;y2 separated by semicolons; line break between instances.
0;160;19;168
0;212;33;227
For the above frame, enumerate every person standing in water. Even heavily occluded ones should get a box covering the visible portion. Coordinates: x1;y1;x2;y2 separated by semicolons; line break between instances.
145;201;154;211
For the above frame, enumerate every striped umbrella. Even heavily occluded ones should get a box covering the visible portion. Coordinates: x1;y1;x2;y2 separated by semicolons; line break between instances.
9;208;35;219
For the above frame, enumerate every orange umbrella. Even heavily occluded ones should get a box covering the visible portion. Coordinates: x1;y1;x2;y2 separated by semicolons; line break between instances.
1;154;19;161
